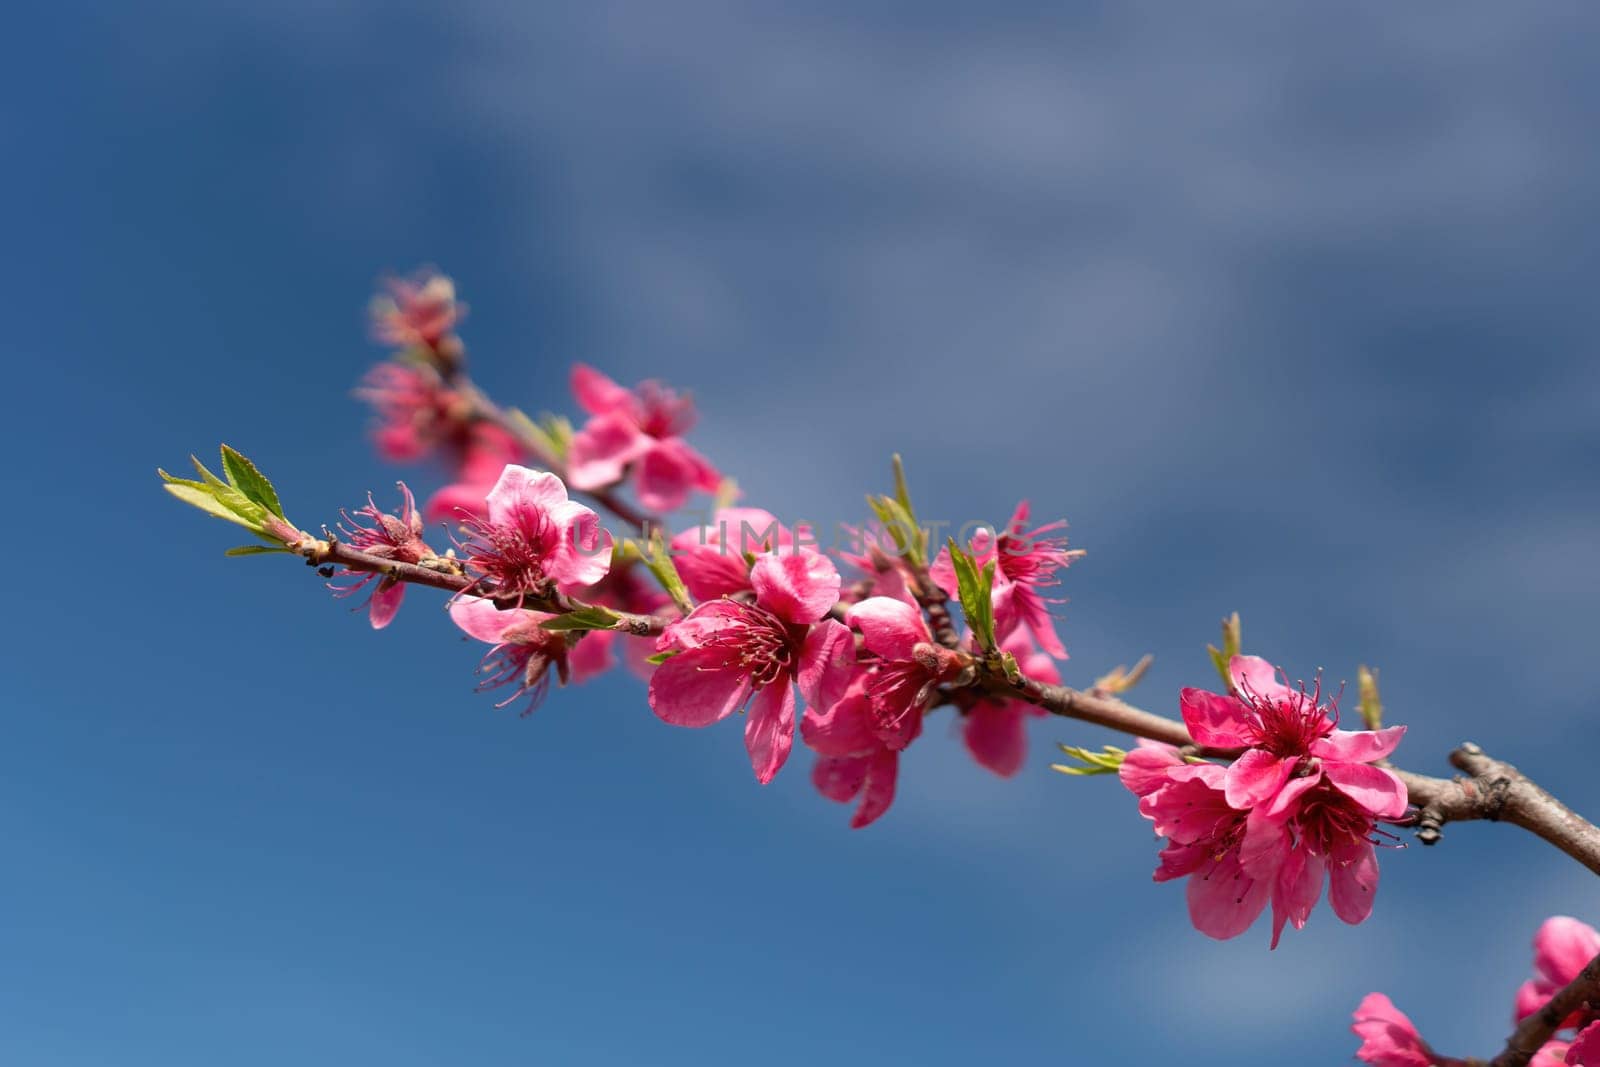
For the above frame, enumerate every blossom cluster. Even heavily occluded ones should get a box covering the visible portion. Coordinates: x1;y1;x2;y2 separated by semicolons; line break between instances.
1353;916;1600;1066
1120;655;1408;947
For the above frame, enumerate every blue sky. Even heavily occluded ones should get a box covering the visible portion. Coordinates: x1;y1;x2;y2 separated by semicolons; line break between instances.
5;2;1599;1063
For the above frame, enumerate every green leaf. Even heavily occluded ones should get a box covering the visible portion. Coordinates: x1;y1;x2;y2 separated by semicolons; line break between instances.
1206;612;1242;688
646;650;680;665
1051;743;1128;777
219;444;285;518
642;531;695;615
188;456;267;528
866;495;922;564
889;454;926;562
224;544;291;557
162;481;264;531
540;604;626;632
946;539;996;649
1357;665;1383;730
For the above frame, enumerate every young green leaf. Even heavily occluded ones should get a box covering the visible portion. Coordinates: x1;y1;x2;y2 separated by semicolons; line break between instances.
642;530;695;615
188;455;267;528
946;538;996;649
1357;664;1383;730
161;479;262;530
224;544;292;557
1205;612;1243;688
540;604;626;632
1051;743;1128;777
219;444;285;518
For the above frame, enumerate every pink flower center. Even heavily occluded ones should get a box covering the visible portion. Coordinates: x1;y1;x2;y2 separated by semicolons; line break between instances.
865;662;933;738
465;509;560;594
696;602;798;689
1236;674;1337;759
476;627;568;715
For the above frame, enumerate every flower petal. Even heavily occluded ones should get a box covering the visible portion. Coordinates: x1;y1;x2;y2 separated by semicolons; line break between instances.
570;363;637;417
485;465;570;527
450;598;532;643
1328;838;1380;924
849;749;899;829
1224;750;1294;809
368;580;405;630
1269;847;1324;950
812;753;868;803
796;619;855;713
545;499;614;589
963;701;1028;778
847;596;930;661
750;551;841;625
1179;688;1253;748
1311;726;1407;764
647;648;751;727
1228;654;1298;704
1323;761;1409;819
1185;850;1270;941
745;680;796;784
1531;916;1600;988
1117;740;1185;798
800;679;878;757
566;412;650;490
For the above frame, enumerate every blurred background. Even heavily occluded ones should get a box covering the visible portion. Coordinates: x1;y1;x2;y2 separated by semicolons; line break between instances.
5;2;1599;1063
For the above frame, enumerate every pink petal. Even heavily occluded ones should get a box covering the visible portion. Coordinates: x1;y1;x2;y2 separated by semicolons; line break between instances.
1514;980;1546;1023
1179;688;1253;748
1351;993;1432;1067
1568;1022;1600;1067
1238;807;1290;880
634;439;700;513
812;753;869;803
1323;762;1409;820
565;630;616;685
850;749;899;829
800;680;878;757
565;412;650;491
1117;741;1185;798
570;362;637;417
1268;847;1324;949
1311;726;1407;764
1228;654;1297;704
670;544;752;602
1185;850;1271;941
750;552;841;625
745;679;796;784
1534;1043;1577;1067
927;547;958;599
1532;916;1600;988
847;596;930;661
368;580;405;630
796;619;855;713
424;480;495;525
450;598;534;643
546;498;615;589
485;465;570;527
1328;838;1380;924
1224;749;1294;809
1261;769;1323;819
1012;585;1067;659
963;701;1028;778
647;648;752;727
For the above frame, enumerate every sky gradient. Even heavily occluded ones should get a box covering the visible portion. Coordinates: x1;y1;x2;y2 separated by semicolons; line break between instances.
6;3;1600;1063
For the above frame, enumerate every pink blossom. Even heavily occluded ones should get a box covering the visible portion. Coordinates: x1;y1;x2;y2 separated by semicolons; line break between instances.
459;464;614;595
930;501;1080;658
565;363;722;512
423;423;524;524
832;523;913;605
1515;916;1600;1028
669;507;813;602
845;596;968;751
449;598;575;713
961;628;1058;778
1350;994;1436;1067
802;670;911;829
357;363;464;464
648;552;854;784
331;483;436;629
1570;1022;1600;1067
371;272;462;351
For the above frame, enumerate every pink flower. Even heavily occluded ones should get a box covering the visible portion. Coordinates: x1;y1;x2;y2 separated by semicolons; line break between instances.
564;363;722;512
449;598;579;713
1350;994;1436;1067
844;597;968;751
458;465;614;595
357;363;464;464
331;483;436;629
1516;916;1600;1027
648;552;854;784
961;629;1058;778
1570;1023;1600;1067
670;507;813;602
832;523;913;606
802;670;911;829
930;501;1080;658
371;272;462;352
423;423;524;524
